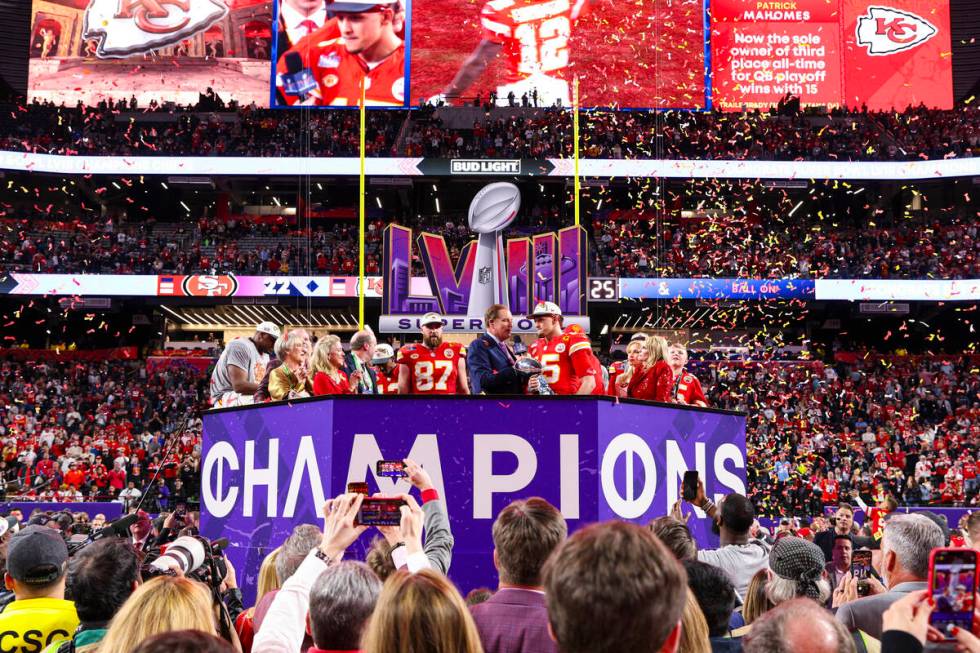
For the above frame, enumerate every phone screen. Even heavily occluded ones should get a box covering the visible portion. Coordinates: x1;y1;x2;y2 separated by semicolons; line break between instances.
851;550;872;580
347;482;369;495
682;471;699;502
929;549;977;639
376;460;408;478
355;499;406;527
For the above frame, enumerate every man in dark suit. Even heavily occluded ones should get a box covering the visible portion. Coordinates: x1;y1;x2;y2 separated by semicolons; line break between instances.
834;513;944;639
470;498;567;653
467;304;525;395
343;329;380;394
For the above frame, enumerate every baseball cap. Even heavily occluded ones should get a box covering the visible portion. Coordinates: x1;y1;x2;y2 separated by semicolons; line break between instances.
256;322;281;339
371;344;395;364
420;312;444;328
528;301;562;318
326;0;399;13
7;525;68;585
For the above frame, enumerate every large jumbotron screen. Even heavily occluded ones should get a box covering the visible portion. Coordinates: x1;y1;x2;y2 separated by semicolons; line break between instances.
26;0;952;110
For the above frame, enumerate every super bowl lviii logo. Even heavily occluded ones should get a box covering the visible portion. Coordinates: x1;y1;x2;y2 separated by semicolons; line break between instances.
83;0;228;58
379;183;589;333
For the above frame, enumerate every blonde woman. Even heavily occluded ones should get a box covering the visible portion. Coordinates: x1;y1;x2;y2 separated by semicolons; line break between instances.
361;569;483;653
678;588;711;653
235;547;282;651
99;576;220;653
311;335;361;395
617;334;674;402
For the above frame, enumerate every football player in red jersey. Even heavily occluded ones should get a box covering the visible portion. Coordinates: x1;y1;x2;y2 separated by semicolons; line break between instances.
276;0;406;106
397;313;470;395
527;301;598;395
372;344;400;394
667;341;707;407
439;0;592;106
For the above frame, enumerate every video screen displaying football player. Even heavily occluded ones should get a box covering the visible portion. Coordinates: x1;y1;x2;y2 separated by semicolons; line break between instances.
438;0;594;106
397;313;470;395
275;0;407;106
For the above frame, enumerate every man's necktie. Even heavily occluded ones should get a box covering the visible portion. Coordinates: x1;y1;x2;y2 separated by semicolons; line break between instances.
499;342;514;364
298;19;318;36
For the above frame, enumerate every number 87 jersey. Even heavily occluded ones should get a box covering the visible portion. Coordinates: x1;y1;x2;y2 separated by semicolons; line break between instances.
397;342;467;394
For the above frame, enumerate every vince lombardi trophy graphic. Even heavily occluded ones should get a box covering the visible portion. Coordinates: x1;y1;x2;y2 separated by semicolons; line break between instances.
467;182;520;321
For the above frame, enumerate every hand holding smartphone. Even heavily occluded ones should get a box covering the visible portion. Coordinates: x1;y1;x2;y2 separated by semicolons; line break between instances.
928;548;978;640
682;471;699;502
851;550;873;597
355;498;407;527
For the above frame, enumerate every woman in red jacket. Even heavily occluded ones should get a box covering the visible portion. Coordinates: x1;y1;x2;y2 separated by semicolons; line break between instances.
311;334;362;396
616;334;674;403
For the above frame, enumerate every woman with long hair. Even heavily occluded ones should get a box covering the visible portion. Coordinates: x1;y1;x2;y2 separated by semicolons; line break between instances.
99;576;220;653
678;588;711;653
235;547;281;653
310;335;361;395
617;334;674;402
361;569;484;653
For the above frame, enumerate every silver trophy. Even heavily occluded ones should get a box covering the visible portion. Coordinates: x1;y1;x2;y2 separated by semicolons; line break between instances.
514;357;555;395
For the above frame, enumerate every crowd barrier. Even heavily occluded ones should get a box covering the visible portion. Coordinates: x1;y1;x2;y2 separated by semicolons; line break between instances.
200;395;746;603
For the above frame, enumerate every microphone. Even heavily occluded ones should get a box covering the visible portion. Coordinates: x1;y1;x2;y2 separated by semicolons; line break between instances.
281;52;318;102
101;513;139;538
511;336;527;357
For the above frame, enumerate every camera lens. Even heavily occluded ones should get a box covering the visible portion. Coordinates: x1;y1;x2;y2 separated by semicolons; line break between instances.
149;536;206;575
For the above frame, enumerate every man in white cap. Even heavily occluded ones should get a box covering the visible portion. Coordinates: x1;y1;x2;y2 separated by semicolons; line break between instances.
275;0;405;106
209;322;280;408
397;313;470;395
371;344;399;394
527;302;599;395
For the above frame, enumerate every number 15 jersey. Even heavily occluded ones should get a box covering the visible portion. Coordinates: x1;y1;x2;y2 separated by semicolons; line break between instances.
397;342;466;394
528;326;595;395
480;0;590;84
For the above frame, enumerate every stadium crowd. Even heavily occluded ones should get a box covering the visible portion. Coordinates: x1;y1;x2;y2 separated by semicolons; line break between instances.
3;100;978;162
2;208;976;280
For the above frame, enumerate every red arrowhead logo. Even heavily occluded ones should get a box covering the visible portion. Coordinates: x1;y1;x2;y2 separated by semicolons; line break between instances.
83;0;228;58
856;6;938;55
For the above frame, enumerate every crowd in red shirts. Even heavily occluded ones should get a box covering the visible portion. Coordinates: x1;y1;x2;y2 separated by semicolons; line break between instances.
0;358;206;508
2;100;978;161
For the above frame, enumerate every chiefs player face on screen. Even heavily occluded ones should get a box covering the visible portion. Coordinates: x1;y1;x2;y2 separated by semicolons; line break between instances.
276;0;406;106
527;301;600;396
397;313;470;395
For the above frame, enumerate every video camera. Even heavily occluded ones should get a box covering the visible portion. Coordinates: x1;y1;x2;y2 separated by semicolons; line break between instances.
142;535;229;593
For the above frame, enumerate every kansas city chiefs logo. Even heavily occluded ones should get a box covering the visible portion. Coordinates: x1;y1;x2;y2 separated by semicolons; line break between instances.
83;0;228;58
855;6;938;55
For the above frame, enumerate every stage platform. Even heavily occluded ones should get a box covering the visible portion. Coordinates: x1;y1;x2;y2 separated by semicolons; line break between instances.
200;395;746;603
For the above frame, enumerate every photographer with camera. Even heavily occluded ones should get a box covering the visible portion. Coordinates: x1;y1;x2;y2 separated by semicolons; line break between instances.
43;537;142;653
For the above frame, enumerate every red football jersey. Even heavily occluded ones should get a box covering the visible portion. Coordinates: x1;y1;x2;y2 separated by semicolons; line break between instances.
397;342;467;394
376;367;399;394
528;325;596;395
675;371;707;406
480;0;589;84
276;24;406;107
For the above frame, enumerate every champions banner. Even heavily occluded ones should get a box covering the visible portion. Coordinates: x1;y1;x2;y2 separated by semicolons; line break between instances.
201;396;746;602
